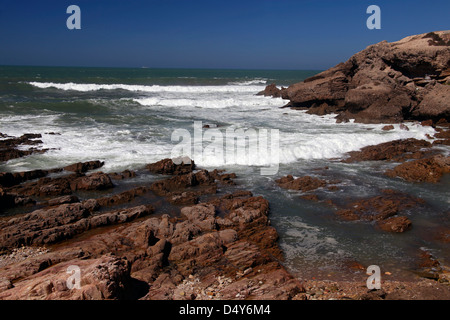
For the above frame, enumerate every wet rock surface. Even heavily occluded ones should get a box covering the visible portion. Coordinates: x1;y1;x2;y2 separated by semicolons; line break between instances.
0;133;48;162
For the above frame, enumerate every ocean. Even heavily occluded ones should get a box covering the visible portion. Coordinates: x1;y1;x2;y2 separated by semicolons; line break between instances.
1;65;449;280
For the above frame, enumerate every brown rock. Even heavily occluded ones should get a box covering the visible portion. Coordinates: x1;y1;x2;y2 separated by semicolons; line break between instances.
108;170;136;180
146;158;195;175
0;256;132;300
275;175;327;192
385;155;450;183
333;189;423;231
96;187;148;207
421;119;434;127
343;138;432;163
64;160;104;173
0;203;153;248
257;83;287;98
300;194;319;201
284;31;450;123
0;133;47;162
70;172;114;191
377;216;412;233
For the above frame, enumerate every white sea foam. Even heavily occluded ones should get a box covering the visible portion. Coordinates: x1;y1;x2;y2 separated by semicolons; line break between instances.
28;81;265;93
132;96;287;109
3;82;439;172
228;78;268;85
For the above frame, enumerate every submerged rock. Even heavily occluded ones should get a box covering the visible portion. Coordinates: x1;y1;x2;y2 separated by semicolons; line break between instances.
343;138;432;163
275;175;327;192
385;155;450;183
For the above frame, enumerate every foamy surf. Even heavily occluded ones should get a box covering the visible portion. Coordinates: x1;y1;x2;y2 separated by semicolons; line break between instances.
28;81;266;93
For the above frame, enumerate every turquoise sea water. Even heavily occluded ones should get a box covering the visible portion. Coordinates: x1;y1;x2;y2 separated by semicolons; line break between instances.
1;65;448;281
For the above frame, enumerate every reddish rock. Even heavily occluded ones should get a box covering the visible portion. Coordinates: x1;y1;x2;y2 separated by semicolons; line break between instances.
382;125;395;131
108;170;136;180
150;170;217;201
0;203;153;248
421;119;434;127
377;216;412;232
333;189;424;232
256;83;287;98
70;172;114;191
46;195;80;206
284;31;450;123
96;187;148;207
343;138;432;163
300;194;319;201
64;160;104;173
400;123;410;131
0;133;47;162
146;158;195;175
275;175;327;192
0;255;132;300
385;155;450;183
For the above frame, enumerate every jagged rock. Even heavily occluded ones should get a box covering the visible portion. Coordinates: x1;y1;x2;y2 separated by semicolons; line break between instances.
343;138;432;163
334;189;424;232
275;175;327;192
257;83;288;98
0;203;153;248
377;216;412;233
385;155;450;183
64;160;104;173
284;31;450;123
0;255;132;300
0;133;47;162
146;158;195;175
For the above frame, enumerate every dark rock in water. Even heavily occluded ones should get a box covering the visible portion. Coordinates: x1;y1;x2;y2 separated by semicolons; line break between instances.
257;83;288;98
283;31;450;123
275;175;327;192
64;160;104;173
0;160;105;188
146;158;195;175
108;170;136;180
0;170;49;188
382;125;394;131
385;155;450;183
377;216;412;233
421;119;434;127
343;138;432;163
210;169;237;185
0;133;47;162
150;170;216;197
333;189;424;232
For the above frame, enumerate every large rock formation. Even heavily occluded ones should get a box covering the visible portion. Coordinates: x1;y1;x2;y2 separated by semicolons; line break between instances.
280;31;450;123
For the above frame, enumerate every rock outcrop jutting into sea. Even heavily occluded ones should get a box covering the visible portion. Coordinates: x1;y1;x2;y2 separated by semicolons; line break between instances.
261;31;450;124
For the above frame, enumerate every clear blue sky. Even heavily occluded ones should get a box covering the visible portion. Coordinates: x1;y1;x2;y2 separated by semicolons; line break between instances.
1;0;449;70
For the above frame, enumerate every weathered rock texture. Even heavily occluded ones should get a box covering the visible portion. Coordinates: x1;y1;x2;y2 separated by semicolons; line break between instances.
0;156;305;300
280;31;450;123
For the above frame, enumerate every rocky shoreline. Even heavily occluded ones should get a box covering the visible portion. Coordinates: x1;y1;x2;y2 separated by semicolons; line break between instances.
259;31;450;124
1;30;450;300
1;121;450;300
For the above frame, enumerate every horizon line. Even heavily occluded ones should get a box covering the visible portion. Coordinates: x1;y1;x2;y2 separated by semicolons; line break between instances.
0;64;325;72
